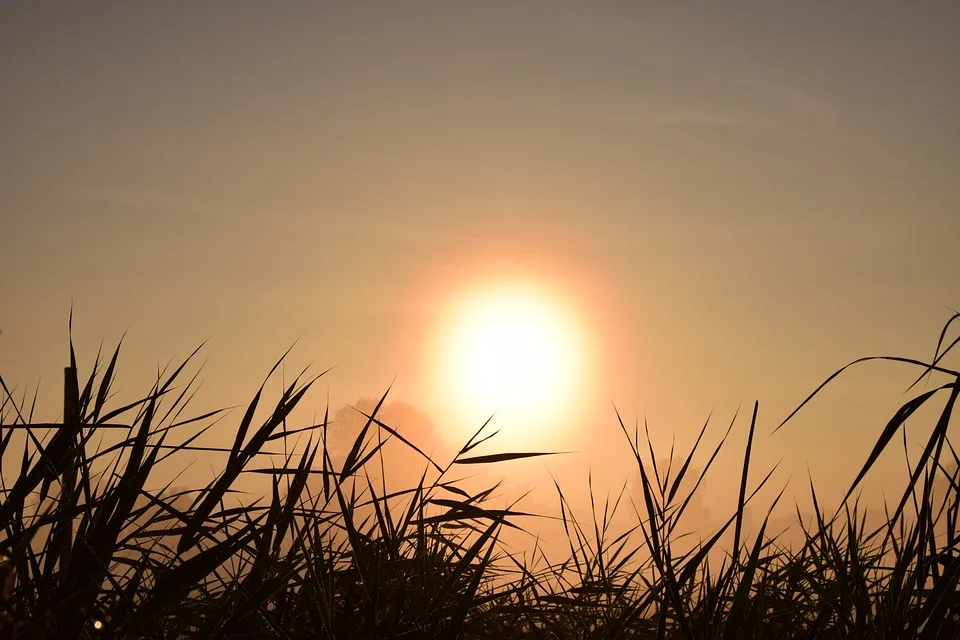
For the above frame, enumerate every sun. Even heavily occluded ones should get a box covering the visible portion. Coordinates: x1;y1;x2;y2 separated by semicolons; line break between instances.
435;282;589;447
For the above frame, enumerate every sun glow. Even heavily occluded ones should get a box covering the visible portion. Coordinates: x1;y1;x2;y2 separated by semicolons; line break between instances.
436;282;589;446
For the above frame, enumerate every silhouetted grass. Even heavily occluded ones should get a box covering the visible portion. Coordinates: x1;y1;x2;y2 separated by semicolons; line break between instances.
0;312;958;638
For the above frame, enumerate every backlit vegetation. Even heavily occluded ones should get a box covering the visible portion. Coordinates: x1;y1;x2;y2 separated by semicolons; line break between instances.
1;313;958;638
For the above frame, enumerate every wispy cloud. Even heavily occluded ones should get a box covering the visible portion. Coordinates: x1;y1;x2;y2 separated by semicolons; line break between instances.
68;184;446;245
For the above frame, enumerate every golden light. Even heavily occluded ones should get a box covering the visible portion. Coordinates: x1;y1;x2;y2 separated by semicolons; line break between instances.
435;280;591;447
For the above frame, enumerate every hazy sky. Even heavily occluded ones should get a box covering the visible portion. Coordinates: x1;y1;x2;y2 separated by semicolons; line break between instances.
2;2;959;512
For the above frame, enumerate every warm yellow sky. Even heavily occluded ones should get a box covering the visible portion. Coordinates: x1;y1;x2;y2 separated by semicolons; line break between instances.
2;2;958;519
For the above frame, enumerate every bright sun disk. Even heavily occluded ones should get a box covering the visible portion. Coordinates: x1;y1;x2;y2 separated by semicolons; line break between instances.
437;283;587;445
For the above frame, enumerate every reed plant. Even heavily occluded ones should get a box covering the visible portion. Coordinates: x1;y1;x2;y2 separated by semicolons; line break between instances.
0;312;958;639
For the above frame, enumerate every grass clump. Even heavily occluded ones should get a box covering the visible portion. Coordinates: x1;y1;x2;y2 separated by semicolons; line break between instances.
0;312;958;638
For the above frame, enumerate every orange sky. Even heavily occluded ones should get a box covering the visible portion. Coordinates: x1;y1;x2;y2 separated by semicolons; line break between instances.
2;2;959;528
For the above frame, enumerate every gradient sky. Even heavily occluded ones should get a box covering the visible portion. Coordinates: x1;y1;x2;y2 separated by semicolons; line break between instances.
2;2;959;513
